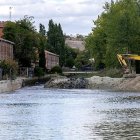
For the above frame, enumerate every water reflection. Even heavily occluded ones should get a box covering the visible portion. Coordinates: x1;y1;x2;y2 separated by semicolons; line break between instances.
0;86;139;139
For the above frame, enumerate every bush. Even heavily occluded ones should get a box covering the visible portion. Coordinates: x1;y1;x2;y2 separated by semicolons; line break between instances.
0;59;18;79
34;67;45;77
50;66;62;74
95;68;122;78
105;68;123;78
65;58;74;68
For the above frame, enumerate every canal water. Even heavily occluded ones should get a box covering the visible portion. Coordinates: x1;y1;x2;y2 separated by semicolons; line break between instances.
0;86;139;140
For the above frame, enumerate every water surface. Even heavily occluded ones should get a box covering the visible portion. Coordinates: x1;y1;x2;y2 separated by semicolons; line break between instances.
0;86;139;140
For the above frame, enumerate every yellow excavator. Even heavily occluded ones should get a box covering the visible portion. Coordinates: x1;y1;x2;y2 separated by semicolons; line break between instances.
117;54;140;74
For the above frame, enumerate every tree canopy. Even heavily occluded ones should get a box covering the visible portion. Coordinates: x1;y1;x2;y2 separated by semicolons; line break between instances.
85;0;140;69
3;16;39;67
47;19;77;67
3;17;77;70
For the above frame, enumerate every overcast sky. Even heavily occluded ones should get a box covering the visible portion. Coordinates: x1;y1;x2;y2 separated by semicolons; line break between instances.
0;0;112;35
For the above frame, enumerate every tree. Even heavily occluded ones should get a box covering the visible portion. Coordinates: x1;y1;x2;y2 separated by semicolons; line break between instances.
47;19;66;66
74;50;91;70
85;0;140;69
3;16;39;67
38;24;47;70
64;45;77;68
39;23;46;36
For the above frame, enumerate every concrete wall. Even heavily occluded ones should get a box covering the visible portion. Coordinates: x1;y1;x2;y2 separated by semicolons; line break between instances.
0;75;52;93
0;78;23;93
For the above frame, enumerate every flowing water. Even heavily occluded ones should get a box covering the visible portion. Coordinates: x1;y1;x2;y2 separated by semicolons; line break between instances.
0;86;139;140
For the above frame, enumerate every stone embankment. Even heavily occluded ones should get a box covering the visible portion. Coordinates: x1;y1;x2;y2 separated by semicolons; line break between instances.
44;75;140;92
0;78;23;93
0;76;51;93
1;75;139;93
44;76;88;89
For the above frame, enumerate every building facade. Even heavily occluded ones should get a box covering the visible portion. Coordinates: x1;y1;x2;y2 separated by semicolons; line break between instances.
45;50;59;70
0;38;14;60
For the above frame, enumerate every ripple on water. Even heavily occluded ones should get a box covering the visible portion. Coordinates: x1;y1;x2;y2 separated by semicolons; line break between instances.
0;86;139;140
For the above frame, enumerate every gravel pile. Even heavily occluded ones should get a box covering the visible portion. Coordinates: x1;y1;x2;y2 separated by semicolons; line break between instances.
87;76;124;90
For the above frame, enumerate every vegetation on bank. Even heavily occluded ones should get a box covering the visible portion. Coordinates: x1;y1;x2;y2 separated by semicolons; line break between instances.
85;0;140;70
64;68;123;79
3;16;78;74
0;59;18;79
2;0;140;79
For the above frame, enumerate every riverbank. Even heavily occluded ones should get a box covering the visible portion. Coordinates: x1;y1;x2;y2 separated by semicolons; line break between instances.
1;74;140;93
0;77;24;93
87;76;124;90
0;75;51;93
88;75;140;92
44;75;140;92
44;76;87;89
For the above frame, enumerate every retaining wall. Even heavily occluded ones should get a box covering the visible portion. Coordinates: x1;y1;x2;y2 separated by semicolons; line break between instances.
0;78;23;93
0;76;51;93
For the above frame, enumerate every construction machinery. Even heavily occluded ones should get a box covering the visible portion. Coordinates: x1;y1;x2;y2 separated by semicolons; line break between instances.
117;54;140;74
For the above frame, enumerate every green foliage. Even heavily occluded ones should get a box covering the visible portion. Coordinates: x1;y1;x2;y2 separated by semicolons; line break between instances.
85;0;140;69
74;50;91;70
46;19;78;68
64;45;77;68
50;66;62;74
34;67;45;77
47;20;66;66
65;58;75;68
39;23;46;36
3;17;78;71
3;16;39;67
105;68;123;78
38;24;47;70
0;59;18;79
39;48;46;70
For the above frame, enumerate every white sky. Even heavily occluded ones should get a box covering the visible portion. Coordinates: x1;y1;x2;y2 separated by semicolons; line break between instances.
0;0;112;35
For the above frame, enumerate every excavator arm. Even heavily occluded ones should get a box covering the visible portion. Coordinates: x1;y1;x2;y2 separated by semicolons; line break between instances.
117;54;127;67
117;54;140;74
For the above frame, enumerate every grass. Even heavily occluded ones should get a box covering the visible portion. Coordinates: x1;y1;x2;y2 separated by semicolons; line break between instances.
63;68;123;78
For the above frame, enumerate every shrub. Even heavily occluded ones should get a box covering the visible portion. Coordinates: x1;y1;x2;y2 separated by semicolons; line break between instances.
50;66;62;74
0;59;18;79
34;67;45;77
105;68;123;78
88;68;122;78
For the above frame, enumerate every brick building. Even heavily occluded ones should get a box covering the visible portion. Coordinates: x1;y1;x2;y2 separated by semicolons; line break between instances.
0;21;14;61
0;38;14;60
45;50;59;70
0;21;6;38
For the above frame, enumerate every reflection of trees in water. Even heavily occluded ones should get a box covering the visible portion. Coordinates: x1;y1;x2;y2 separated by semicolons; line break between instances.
86;108;140;139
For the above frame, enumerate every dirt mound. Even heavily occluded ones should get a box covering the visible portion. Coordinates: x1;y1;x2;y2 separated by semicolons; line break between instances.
87;76;140;92
118;76;140;91
87;76;124;90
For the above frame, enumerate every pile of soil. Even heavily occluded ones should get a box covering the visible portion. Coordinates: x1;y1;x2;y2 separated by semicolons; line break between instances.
87;76;140;92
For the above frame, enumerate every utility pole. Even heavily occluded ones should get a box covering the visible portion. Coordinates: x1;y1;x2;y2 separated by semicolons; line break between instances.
9;7;12;21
